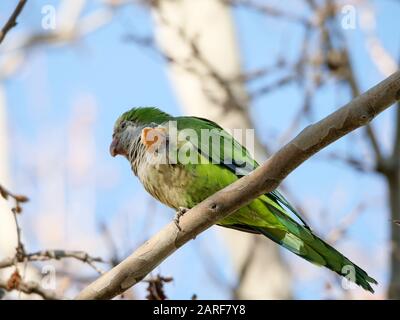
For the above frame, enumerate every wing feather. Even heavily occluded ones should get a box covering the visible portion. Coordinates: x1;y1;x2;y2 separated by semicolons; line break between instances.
174;116;311;229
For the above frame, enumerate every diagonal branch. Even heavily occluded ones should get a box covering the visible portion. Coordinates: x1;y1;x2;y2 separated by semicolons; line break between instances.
0;0;27;44
76;70;400;300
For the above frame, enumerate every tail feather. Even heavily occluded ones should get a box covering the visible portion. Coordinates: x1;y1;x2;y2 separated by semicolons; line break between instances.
253;225;377;293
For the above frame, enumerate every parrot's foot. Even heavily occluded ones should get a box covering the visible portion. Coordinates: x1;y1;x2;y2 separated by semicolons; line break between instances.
174;207;189;231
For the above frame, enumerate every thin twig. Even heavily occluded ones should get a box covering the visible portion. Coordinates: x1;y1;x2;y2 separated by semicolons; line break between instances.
0;184;107;300
0;0;27;44
145;275;173;300
0;184;29;261
224;0;311;26
0;250;106;274
327;203;366;244
28;250;106;274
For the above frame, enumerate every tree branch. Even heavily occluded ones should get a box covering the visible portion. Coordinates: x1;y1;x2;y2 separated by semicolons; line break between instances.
76;70;400;300
224;0;311;26
0;250;106;274
0;0;27;44
0;184;107;299
0;278;59;300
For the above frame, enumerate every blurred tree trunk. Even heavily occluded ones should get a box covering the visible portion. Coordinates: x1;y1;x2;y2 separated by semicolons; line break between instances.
342;50;400;298
152;0;291;299
0;85;18;287
388;105;400;299
0;86;16;258
388;172;400;298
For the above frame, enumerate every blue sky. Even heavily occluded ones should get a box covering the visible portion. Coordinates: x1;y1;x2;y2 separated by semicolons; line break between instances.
1;0;399;299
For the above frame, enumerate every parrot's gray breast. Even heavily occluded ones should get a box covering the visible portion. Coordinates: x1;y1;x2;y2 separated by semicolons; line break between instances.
136;156;195;209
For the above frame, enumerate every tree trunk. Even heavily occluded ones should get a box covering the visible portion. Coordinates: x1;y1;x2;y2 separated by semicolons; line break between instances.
151;0;291;299
388;166;400;298
0;86;17;259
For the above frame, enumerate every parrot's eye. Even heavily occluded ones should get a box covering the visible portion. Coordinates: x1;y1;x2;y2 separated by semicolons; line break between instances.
120;122;127;130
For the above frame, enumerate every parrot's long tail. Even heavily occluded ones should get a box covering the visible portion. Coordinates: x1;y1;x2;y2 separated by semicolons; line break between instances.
252;216;377;293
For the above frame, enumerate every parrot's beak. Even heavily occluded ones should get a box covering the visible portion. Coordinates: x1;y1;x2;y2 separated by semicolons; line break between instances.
110;137;121;157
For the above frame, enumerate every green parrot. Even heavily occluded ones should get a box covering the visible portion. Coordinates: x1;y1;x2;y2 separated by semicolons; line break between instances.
110;106;377;293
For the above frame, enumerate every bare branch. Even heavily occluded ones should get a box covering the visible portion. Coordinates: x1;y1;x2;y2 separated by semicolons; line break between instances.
224;0;311;26
33;251;105;275
0;184;29;261
76;70;400;300
0;0;27;44
324;152;371;173
0;277;59;300
0;184;29;203
0;184;107;299
250;74;298;99
0;249;106;274
327;203;366;244
145;275;173;300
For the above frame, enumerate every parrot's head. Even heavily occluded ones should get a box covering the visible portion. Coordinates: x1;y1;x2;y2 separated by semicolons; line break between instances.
110;107;171;157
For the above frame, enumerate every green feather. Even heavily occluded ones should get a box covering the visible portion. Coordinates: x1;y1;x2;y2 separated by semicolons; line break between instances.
117;106;172;127
174;116;311;229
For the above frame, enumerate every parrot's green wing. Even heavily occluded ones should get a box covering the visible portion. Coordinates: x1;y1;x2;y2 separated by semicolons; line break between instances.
174;116;311;230
174;116;257;175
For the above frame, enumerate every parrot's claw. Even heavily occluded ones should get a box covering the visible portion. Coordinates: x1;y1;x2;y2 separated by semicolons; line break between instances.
174;207;189;231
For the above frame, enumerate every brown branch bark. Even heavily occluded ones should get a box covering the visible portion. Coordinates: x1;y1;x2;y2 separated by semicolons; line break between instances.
0;0;27;44
75;70;400;300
